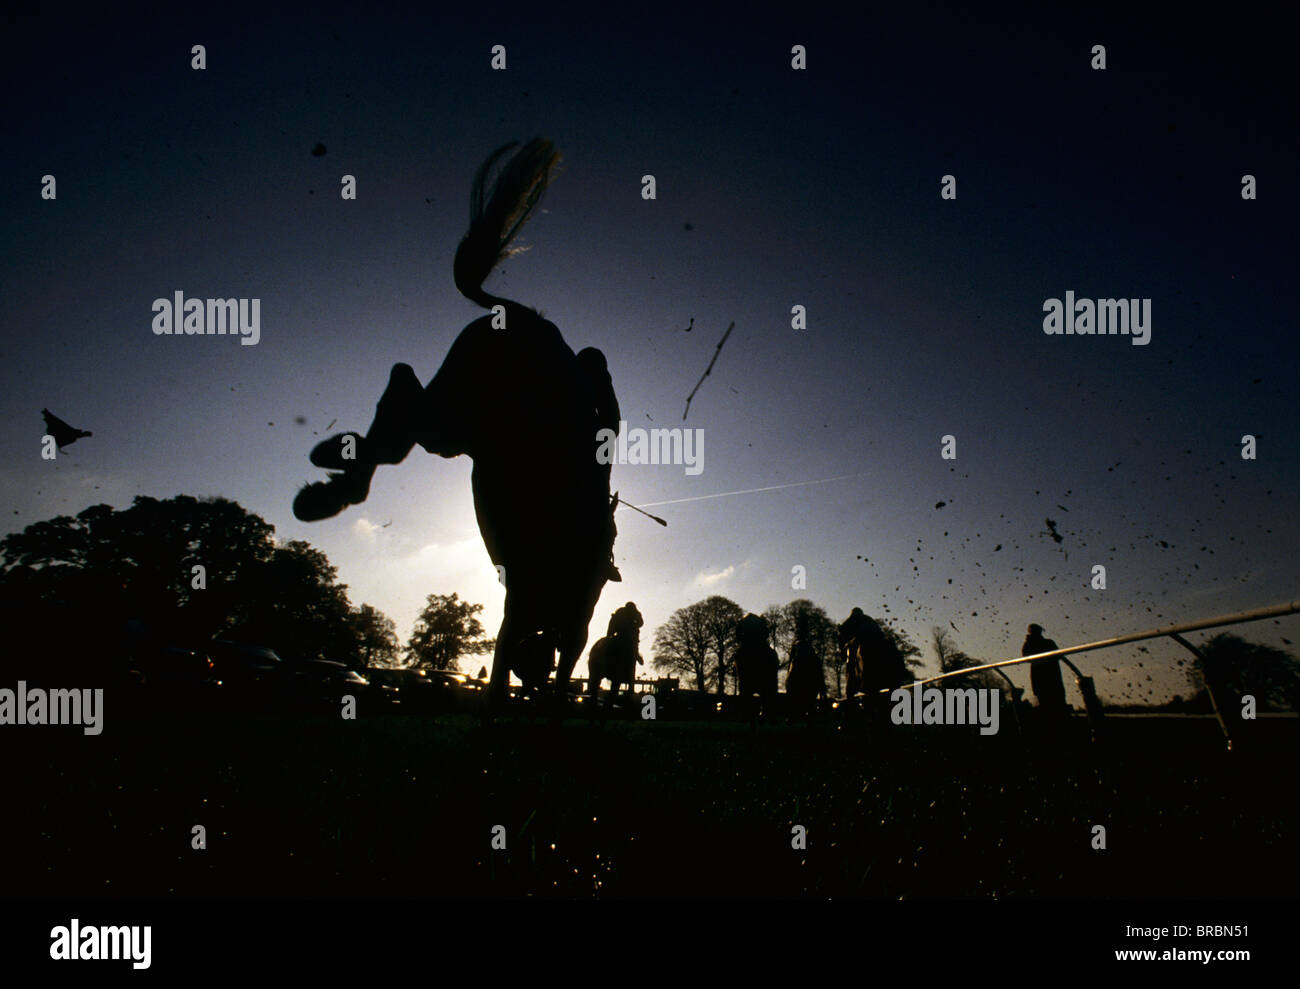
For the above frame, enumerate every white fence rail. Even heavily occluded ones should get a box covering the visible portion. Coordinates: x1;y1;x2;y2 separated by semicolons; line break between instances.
882;598;1300;748
890;599;1300;691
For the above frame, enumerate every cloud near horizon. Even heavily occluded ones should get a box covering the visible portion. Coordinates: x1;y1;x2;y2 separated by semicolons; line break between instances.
691;564;737;591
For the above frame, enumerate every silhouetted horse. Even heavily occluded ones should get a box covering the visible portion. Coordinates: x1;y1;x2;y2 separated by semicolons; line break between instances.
587;632;639;700
734;613;779;722
292;138;617;713
587;602;643;707
840;608;909;717
786;615;827;718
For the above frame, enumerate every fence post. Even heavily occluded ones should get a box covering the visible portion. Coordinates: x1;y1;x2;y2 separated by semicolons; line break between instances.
1168;633;1233;751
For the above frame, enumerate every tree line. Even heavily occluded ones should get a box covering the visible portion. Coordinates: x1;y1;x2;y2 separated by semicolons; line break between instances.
649;595;924;696
3;495;1295;707
0;495;489;673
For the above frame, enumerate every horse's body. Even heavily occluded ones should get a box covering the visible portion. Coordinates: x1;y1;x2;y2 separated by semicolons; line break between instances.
459;302;613;703
734;614;779;722
587;630;640;700
841;609;909;714
735;641;779;703
844;639;909;698
786;637;826;716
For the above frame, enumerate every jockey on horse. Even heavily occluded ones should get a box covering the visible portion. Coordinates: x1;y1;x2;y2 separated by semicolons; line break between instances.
734;613;779;720
839;607;909;714
587;602;643;703
785;610;827;717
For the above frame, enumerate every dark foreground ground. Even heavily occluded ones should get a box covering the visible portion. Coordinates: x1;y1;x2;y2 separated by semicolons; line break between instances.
6;705;1297;898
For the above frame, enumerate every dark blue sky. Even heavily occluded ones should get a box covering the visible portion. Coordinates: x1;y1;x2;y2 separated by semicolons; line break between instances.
4;3;1296;701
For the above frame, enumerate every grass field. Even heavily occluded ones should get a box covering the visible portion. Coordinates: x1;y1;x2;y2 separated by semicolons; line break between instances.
7;707;1298;899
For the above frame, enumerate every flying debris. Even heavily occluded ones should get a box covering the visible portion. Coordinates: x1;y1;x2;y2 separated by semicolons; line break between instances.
682;317;693;333
935;501;947;509
41;409;92;449
325;418;338;431
1043;518;1064;544
312;143;327;156
682;321;734;420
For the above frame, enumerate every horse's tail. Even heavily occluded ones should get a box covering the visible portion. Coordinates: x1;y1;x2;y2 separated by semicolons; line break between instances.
453;137;562;310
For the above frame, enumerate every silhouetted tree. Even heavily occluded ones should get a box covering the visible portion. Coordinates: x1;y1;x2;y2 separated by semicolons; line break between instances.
933;626;969;673
1195;633;1300;713
352;603;399;668
933;627;1013;701
405;593;493;671
827;649;846;698
761;603;792;661
0;496;277;640
652;595;743;693
880;618;924;679
231;539;359;664
652;606;709;691
0;495;366;671
762;599;837;690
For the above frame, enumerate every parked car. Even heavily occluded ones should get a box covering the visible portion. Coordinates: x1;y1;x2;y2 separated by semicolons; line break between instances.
374;668;474;713
126;644;221;712
282;659;375;711
206;640;291;708
361;667;405;709
657;688;716;720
